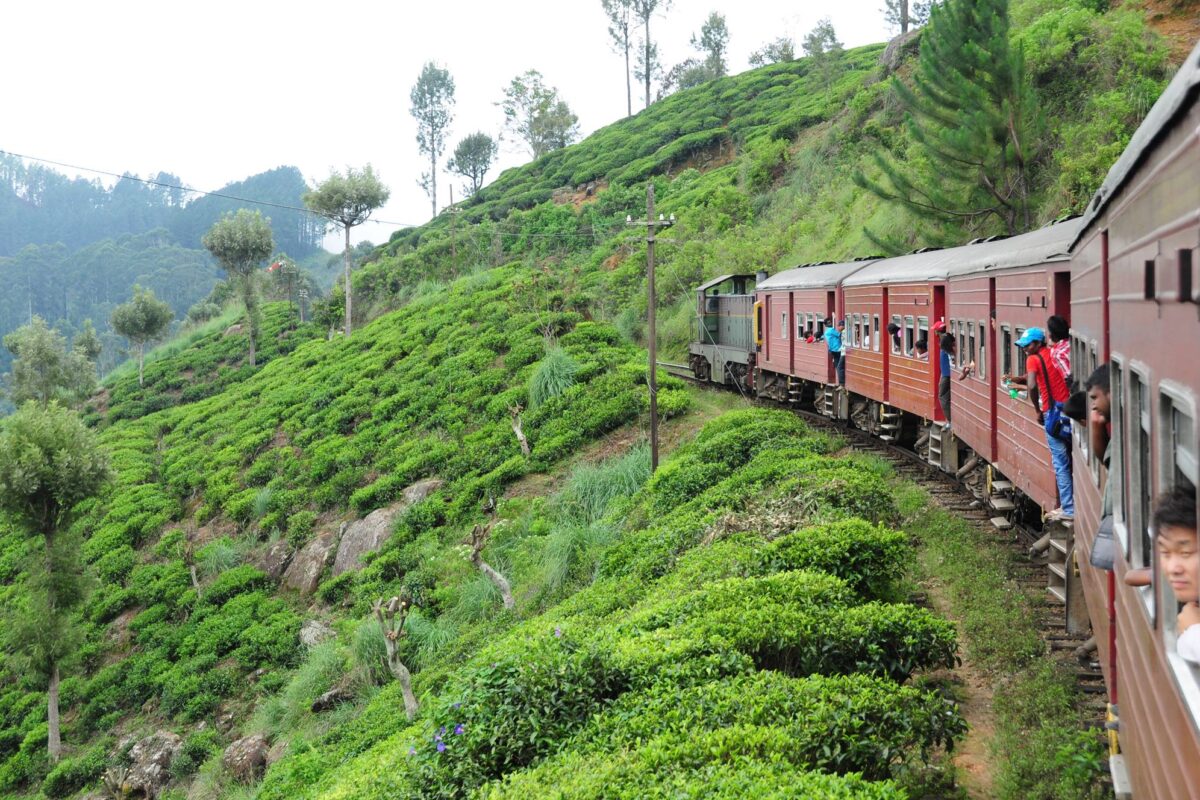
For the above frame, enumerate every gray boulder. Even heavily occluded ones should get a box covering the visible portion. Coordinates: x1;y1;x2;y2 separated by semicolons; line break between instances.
299;619;336;649
282;530;339;594
256;538;294;581
331;478;444;576
223;733;270;783
126;730;182;798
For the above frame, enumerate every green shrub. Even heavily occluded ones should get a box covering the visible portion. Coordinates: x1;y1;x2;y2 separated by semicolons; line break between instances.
528;347;579;408
287;510;319;548
170;728;222;779
764;520;911;600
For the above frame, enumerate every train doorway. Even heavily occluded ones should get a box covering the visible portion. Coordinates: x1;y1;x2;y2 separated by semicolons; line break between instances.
1053;270;1071;320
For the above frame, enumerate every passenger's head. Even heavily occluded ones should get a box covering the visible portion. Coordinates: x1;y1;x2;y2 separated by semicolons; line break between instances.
1086;364;1111;422
837;318;845;330
1047;315;1069;342
1016;327;1046;354
939;332;955;353
1063;390;1087;422
915;337;928;354
887;322;900;336
1154;485;1199;604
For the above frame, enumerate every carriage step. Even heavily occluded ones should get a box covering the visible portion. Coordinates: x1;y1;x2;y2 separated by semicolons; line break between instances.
1049;537;1070;555
991;480;1013;492
880;434;896;443
990;516;1013;530
1047;562;1068;580
990;497;1016;512
1047;586;1067;604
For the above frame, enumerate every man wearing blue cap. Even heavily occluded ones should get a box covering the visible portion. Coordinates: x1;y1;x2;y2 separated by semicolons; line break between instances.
1004;327;1074;521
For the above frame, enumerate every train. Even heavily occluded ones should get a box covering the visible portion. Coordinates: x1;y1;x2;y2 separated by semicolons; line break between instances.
687;39;1200;799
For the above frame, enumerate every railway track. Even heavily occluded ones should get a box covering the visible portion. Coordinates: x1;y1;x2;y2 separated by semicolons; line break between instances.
660;361;1109;710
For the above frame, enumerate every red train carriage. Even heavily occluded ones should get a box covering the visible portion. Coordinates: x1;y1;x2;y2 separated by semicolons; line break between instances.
754;260;877;404
944;219;1082;514
1069;39;1200;799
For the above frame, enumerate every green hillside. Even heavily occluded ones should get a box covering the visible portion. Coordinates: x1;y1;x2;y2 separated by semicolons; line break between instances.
0;0;1189;797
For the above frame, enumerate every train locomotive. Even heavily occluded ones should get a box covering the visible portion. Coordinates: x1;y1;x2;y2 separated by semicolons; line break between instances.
687;39;1200;798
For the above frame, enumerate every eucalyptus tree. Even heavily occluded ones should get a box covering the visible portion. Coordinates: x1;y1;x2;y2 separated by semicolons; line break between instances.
632;0;672;107
0;401;111;762
72;320;103;363
202;210;274;365
601;0;635;116
111;286;174;386
448;132;499;197
802;18;844;99
410;62;456;217
749;37;795;66
691;12;730;78
303;167;390;336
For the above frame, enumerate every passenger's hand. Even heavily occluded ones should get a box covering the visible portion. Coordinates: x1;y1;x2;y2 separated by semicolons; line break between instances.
1037;413;1045;426
1180;602;1200;633
1124;567;1152;588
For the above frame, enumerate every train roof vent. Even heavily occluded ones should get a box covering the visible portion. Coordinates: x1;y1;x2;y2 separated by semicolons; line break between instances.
983;234;1011;243
910;246;944;254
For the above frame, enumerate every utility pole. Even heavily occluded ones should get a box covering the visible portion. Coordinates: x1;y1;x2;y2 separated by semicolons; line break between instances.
627;183;674;471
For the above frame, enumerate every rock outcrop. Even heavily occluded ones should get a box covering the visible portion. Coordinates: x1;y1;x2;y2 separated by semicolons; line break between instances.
331;478;444;576
223;733;271;783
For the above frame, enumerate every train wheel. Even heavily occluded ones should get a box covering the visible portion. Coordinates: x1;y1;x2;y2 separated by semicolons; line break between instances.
691;357;711;383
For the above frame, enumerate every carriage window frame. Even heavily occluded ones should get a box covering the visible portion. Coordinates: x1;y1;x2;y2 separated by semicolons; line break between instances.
1001;325;1012;378
1089;342;1101;482
904;316;915;355
796;311;804;341
1156;382;1200;719
862;315;871;351
873;314;881;353
977;320;987;383
1013;328;1026;384
956;321;967;370
781;311;788;340
967;321;977;375
1110;358;1128;554
917;316;929;357
1129;365;1155;624
890;314;902;354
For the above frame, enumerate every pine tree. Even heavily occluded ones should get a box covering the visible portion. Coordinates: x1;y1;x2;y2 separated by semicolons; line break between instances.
856;0;1041;236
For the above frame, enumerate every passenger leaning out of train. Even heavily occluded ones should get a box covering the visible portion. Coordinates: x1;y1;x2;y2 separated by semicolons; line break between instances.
914;336;929;361
887;322;901;351
937;333;973;431
1005;328;1074;521
1047;315;1072;385
823;318;845;386
1153;485;1200;663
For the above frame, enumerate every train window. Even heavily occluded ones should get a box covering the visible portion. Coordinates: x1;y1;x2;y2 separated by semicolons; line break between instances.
1130;369;1156;621
1111;360;1128;554
1013;328;1025;379
1144;259;1156;300
853;314;862;348
781;312;788;338
917;317;928;355
816;318;826;338
977;321;987;382
1179;249;1194;303
891;315;902;354
863;315;872;351
873;315;880;352
1161;392;1198;492
1001;326;1012;377
967;322;977;375
904;316;915;355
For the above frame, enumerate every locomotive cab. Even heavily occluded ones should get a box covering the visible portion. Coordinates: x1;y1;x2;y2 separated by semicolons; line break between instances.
689;273;762;391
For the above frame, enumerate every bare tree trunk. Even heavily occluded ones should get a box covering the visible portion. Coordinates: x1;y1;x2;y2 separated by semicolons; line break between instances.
374;597;418;719
47;663;61;762
137;343;145;387
644;17;652;109
386;653;420;720
473;555;516;610
343;224;353;336
509;405;531;457
625;39;632;117
901;0;909;34
430;150;438;218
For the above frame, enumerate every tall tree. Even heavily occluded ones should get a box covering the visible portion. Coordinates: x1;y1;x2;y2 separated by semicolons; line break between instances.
72;320;103;364
110;286;174;387
410;62;456;218
601;0;636;116
447;132;499;197
883;0;933;34
0;401;111;762
855;0;1040;235
201;210;274;365
2;317;94;407
749;37;796;66
633;38;662;105
500;71;581;158
802;18;845;99
691;12;730;78
303;167;390;336
632;0;672;108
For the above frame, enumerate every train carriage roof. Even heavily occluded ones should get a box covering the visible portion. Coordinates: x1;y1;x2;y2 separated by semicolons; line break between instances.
695;274;758;293
1072;37;1200;248
842;218;1081;287
756;259;880;291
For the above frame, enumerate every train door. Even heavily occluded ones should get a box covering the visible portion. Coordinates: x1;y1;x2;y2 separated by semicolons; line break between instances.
826;290;836;382
1053;270;1071;321
933;285;946;421
989;278;999;460
882;288;891;403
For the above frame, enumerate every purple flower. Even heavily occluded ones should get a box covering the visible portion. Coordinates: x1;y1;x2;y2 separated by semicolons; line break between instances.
454;724;465;735
436;740;446;753
439;726;446;736
452;702;462;709
408;747;416;756
554;626;562;638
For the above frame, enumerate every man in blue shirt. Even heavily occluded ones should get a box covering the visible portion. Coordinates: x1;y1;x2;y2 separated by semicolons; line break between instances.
824;318;844;385
938;332;973;430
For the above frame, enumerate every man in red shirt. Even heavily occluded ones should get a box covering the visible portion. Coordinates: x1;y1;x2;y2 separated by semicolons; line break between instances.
1005;327;1074;521
1047;315;1071;384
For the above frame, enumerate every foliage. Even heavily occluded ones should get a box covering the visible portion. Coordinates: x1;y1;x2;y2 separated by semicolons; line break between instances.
202;209;274;367
687;12;730;81
447;133;498;198
411;62;456;216
802;17;845;99
884;0;933;35
2;317;95;408
601;0;636;116
500;70;582;158
857;0;1041;237
527;346;579;408
749;37;795;66
110;285;175;386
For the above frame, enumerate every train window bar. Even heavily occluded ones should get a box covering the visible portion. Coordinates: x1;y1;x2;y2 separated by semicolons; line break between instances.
1013;328;1025;382
905;316;916;355
1001;325;1012;378
1129;366;1156;625
873;315;881;353
891;315;902;354
968;322;977;379
1110;358;1129;555
862;314;871;351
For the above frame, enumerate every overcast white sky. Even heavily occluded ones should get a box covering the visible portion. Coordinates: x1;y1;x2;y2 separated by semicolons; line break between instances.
4;0;891;248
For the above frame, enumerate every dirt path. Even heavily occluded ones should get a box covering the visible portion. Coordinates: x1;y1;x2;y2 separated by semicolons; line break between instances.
923;576;998;799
